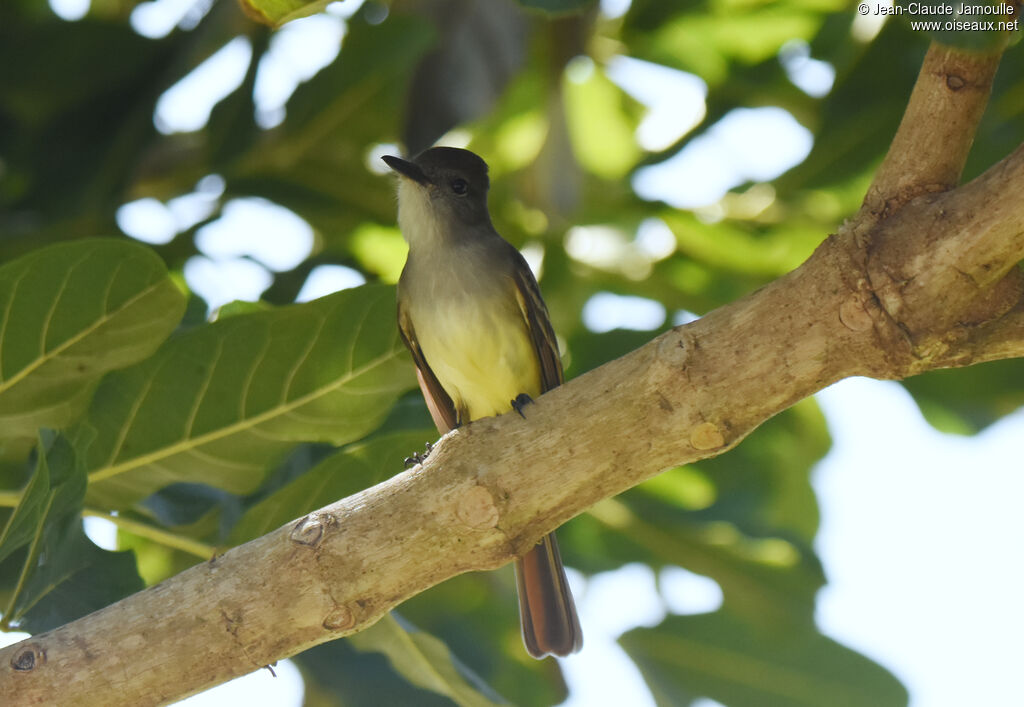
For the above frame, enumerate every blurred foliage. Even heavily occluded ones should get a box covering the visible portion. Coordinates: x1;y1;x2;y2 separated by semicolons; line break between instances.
621;610;908;707
0;0;1021;704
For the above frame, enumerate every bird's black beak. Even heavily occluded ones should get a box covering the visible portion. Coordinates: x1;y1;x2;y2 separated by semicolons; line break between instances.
382;155;430;185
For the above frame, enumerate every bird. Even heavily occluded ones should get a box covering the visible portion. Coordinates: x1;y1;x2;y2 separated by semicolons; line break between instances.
383;146;583;658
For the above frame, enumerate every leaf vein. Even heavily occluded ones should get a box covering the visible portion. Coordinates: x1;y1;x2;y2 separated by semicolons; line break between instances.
0;268;30;382
37;251;94;366
0;268;171;398
88;346;404;485
184;337;223;438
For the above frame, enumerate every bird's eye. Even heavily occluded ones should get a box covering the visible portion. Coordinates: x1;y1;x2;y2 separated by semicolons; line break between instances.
450;178;468;195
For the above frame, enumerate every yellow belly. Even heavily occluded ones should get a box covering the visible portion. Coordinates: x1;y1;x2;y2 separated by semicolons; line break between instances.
414;296;541;422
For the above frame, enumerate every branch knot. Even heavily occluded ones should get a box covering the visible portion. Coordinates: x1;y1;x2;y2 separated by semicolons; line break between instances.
455;485;500;529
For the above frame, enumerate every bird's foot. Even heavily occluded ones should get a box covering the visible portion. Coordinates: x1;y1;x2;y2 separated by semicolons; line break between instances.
510;393;535;419
404;441;433;467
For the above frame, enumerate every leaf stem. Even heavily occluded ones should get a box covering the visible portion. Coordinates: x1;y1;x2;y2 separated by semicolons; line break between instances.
0;490;20;507
82;509;216;559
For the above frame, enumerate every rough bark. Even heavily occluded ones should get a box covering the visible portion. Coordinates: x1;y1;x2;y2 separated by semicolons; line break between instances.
2;41;1023;707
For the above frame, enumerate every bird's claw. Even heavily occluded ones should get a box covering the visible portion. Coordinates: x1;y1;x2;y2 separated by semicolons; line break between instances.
510;393;534;419
404;441;434;467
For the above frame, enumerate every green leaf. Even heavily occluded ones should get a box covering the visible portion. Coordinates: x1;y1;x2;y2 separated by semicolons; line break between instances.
349;613;507;707
695;400;828;545
229;434;415;542
901;358;1024;434
78;284;415;509
581;495;822;628
12;516;143;634
637;5;825;84
0;432;81;566
0;239;186;439
660;211;821;279
228;428;433;545
205;31;265;167
0;455;50;566
238;0;331;27
2;432;143;631
0;20;175;228
620;612;908;707
775;21;918;194
349;223;409;285
224;15;434;247
564;64;642;180
295;636;459;706
393;567;572;706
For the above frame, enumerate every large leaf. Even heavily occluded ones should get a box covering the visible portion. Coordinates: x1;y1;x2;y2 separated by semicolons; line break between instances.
0;239;186;439
1;432;143;632
78;284;415;509
0;458;51;568
348;613;506;707
0;17;176;234
692;399;827;545
228;428;434;545
900;358;1024;434
0;433;83;568
391;568;571;707
11;514;144;634
620;612;908;707
295;636;461;707
578;495;823;629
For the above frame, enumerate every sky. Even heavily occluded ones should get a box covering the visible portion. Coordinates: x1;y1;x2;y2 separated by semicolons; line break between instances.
6;0;1022;705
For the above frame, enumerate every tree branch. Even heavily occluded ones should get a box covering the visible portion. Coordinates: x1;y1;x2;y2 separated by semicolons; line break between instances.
863;42;1004;218
2;42;1023;707
861;141;1024;368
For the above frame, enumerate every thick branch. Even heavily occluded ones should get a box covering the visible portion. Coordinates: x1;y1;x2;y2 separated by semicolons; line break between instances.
862;142;1024;366
958;300;1024;364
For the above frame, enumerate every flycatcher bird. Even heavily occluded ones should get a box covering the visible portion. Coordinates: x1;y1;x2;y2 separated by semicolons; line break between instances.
384;146;583;658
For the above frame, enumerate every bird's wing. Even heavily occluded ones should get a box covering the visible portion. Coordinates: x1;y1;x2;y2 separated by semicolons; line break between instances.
511;253;564;393
397;299;459;432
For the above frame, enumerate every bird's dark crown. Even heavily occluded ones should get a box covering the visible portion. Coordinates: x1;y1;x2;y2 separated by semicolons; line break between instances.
412;147;490;191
